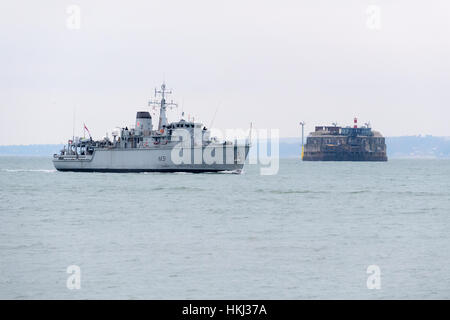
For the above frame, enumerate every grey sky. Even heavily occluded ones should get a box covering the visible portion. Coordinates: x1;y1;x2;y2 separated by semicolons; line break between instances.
1;0;449;145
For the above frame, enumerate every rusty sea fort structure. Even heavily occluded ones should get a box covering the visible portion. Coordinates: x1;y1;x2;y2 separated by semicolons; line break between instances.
302;118;387;161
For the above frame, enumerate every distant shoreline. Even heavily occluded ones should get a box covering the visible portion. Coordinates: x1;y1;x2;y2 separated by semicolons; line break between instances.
1;136;450;158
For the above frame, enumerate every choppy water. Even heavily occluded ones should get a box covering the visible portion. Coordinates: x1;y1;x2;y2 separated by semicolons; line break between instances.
0;156;449;299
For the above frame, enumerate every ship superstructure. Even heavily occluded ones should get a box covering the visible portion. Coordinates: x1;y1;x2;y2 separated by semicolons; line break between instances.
53;83;251;172
303;118;387;161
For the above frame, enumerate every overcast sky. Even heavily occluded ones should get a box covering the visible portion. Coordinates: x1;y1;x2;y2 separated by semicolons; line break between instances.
1;0;450;145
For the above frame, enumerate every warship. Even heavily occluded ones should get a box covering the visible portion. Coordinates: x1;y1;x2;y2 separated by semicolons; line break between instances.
302;118;387;161
53;83;251;172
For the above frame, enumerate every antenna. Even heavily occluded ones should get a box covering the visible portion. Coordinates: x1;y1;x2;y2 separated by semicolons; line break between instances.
148;82;178;130
209;102;221;129
181;98;185;119
247;122;253;145
72;106;76;141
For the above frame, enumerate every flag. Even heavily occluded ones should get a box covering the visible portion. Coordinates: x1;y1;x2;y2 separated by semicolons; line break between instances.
84;123;91;138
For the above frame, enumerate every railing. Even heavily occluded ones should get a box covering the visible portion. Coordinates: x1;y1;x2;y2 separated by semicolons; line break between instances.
53;154;93;161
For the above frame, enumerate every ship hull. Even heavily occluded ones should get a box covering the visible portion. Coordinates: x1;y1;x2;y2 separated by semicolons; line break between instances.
54;168;238;173
303;152;387;161
53;145;250;173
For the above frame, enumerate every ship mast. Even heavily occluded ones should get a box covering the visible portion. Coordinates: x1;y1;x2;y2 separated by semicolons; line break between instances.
148;82;177;131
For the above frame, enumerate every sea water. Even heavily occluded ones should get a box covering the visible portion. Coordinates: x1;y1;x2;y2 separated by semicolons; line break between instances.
0;157;449;299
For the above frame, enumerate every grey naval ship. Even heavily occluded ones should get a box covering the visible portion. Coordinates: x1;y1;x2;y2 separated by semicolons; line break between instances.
53;83;251;173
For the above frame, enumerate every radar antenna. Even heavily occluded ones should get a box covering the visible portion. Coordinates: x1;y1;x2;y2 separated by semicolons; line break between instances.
148;82;178;131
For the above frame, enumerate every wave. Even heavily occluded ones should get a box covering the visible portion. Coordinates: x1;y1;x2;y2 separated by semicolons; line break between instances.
1;169;56;173
150;186;204;191
218;170;243;174
0;241;45;250
346;190;370;194
255;189;331;194
142;170;243;175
